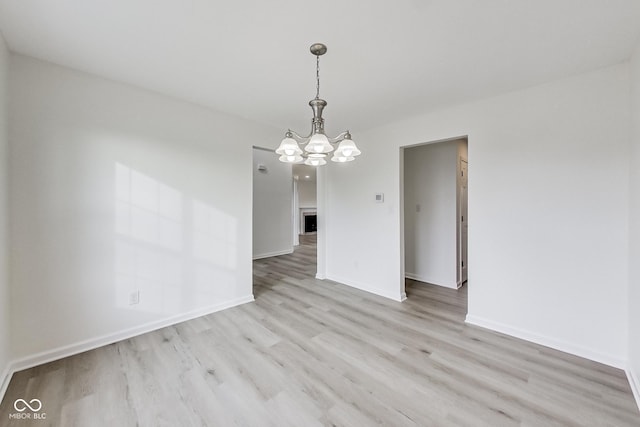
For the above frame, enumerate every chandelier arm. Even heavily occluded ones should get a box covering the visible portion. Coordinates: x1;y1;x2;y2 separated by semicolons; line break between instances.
286;129;312;144
326;131;351;145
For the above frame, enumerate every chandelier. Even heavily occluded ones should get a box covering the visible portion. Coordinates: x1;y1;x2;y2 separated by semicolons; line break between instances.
276;43;361;166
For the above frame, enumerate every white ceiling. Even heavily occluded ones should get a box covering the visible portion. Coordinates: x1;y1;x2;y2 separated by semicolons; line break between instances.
1;0;639;137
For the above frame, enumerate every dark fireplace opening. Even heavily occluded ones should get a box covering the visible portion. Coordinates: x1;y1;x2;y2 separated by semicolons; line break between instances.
304;214;317;233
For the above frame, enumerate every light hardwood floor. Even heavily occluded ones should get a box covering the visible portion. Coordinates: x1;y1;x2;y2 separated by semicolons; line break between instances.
1;234;639;426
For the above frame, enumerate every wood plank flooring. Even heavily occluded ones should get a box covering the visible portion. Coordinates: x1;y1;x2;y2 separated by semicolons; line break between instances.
1;234;639;426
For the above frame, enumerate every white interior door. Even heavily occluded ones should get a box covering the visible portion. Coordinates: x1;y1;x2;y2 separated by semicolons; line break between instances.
460;159;468;283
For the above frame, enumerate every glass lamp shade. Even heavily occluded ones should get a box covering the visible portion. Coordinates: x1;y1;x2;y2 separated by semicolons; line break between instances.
304;133;333;154
304;153;327;166
278;154;304;164
330;154;356;163
275;137;303;156
333;138;361;158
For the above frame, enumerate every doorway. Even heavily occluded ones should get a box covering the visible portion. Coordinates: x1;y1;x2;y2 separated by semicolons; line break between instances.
402;137;468;293
252;147;295;260
292;164;317;246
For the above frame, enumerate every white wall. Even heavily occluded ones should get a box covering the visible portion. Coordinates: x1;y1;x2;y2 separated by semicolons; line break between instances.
8;54;278;363
252;147;293;259
0;33;11;394
325;63;630;367
298;179;317;208
404;140;459;288
629;40;640;405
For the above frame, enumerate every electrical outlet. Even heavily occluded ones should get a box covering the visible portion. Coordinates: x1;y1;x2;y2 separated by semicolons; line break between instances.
129;290;140;305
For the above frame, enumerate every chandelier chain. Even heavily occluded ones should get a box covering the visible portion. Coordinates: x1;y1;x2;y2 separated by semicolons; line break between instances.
315;55;320;99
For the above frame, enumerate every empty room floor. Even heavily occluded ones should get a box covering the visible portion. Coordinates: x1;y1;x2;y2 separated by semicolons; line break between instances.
0;235;639;426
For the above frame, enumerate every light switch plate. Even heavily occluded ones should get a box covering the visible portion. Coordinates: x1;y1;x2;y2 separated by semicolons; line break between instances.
375;193;384;203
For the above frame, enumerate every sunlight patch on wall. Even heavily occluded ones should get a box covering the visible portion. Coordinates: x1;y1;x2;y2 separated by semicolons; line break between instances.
114;163;238;314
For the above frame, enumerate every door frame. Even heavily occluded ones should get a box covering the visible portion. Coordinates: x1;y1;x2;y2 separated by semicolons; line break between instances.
458;158;468;286
399;135;469;300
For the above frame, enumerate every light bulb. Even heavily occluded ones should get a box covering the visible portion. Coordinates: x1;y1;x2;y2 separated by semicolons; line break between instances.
330;154;355;163
335;138;361;158
305;133;332;154
276;137;302;156
279;154;303;163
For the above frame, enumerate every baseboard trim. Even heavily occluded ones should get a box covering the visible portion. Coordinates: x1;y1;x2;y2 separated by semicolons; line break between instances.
465;314;626;369
327;274;405;302
405;273;458;289
627;368;640;412
252;249;293;260
0;295;254;403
